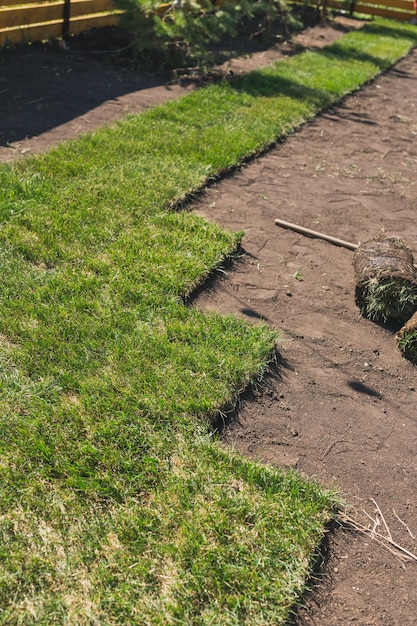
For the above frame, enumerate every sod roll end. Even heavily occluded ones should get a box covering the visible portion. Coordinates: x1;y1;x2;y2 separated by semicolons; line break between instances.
353;235;417;322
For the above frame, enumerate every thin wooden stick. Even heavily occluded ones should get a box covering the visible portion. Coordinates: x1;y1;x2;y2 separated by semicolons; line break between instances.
341;512;417;562
361;508;380;538
372;498;392;541
320;439;354;460
274;218;358;251
362;508;377;525
369;536;407;569
393;509;416;540
358;528;407;569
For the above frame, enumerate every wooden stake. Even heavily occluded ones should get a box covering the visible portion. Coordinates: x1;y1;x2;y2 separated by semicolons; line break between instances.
274;218;358;251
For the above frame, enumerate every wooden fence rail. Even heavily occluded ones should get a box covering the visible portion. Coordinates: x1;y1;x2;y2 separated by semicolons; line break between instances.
1;0;416;49
293;0;416;21
0;0;122;47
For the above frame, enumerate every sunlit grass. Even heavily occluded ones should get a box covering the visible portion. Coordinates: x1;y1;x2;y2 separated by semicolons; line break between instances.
0;19;416;624
357;278;417;322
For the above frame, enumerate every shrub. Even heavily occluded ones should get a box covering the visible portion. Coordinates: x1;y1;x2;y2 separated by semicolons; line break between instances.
111;0;295;67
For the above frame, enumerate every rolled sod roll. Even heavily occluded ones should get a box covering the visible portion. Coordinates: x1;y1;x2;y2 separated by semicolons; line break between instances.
353;235;417;322
397;311;417;362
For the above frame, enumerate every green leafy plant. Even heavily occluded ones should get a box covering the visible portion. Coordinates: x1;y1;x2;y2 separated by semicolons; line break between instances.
111;0;296;67
293;267;303;280
252;0;300;40
112;0;241;66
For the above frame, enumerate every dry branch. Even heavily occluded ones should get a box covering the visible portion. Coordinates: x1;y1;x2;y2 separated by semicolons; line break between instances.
372;498;392;541
393;509;416;540
340;504;417;566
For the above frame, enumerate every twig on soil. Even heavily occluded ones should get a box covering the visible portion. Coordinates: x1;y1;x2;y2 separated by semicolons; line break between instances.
393;509;416;540
362;508;380;537
372;498;392;541
340;508;417;566
320;439;353;460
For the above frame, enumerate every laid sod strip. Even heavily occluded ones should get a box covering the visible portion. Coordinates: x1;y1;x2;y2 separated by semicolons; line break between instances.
0;195;332;622
2;22;417;265
0;227;336;624
0;20;416;625
353;236;417;322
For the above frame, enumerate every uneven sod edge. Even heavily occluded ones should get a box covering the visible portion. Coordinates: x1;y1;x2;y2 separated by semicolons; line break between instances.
1;20;417;625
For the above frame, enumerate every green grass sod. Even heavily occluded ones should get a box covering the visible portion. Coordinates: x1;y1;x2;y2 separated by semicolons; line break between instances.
357;278;417;322
0;20;416;624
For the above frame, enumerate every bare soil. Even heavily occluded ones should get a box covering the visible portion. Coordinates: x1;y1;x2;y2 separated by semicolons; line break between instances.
2;17;417;625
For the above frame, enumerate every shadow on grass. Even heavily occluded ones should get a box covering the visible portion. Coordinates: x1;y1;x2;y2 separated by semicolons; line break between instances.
231;70;334;109
362;21;417;43
317;29;417;72
229;21;417;106
318;42;392;70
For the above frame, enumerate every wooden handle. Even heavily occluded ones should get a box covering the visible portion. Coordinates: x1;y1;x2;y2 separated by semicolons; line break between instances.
274;218;358;251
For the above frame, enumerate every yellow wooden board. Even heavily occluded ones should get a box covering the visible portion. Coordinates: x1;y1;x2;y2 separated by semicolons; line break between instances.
292;0;414;8
1;3;65;29
0;0;116;30
0;19;62;46
0;1;61;7
0;0;121;44
352;0;413;9
69;10;121;34
0;12;120;46
354;2;414;16
71;0;115;17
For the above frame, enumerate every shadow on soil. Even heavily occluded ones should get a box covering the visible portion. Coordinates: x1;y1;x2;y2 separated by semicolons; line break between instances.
0;21;303;148
0;29;174;147
186;246;273;323
0;11;367;149
288;521;352;626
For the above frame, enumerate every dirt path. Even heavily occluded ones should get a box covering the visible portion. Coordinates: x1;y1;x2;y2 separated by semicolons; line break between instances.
2;19;417;625
191;48;417;626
